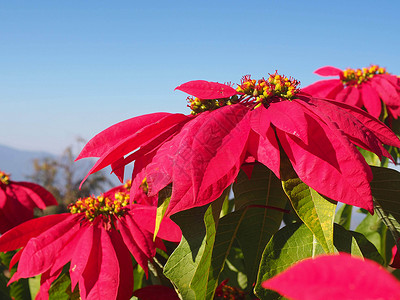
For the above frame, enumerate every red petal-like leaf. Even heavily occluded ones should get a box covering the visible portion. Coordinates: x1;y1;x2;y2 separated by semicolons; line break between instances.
314;66;343;77
79;227;119;300
70;225;94;290
130;205;182;242
246;129;280;178
0;214;70;252
346;86;361;106
371;76;400;107
1;186;36;232
76;113;169;160
14;182;58;208
302;98;388;160
109;230;134;300
334;85;359;106
14;214;80;279
175;80;238;99
320;99;400;148
118;216;153;274
361;83;382;118
262;253;400;300
111;121;185;187
9;249;23;269
391;245;400;269
80;113;190;187
380;74;400;92
51;227;86;274
301;79;344;98
129;151;159;206
122;213;155;258
146;104;250;217
277;112;374;212
260;101;310;144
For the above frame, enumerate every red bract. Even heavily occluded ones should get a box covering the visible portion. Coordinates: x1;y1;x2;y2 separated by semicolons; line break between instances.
0;185;181;300
77;72;400;217
390;245;400;268
262;253;400;300
175;80;238;99
0;170;57;233
302;65;400;120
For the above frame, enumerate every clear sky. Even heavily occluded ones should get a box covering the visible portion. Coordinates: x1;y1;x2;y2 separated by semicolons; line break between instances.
1;0;400;154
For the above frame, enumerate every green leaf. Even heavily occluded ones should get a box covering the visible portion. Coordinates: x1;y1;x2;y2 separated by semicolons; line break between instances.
281;159;336;254
219;245;247;290
334;204;353;230
190;191;226;300
370;166;400;261
29;275;41;300
133;264;145;290
219;189;234;218
358;147;381;166
48;273;80;300
9;280;30;300
154;185;172;240
254;223;383;299
49;273;71;300
254;223;324;300
0;270;11;300
0;251;31;300
232;165;288;293
355;212;387;262
163;191;225;300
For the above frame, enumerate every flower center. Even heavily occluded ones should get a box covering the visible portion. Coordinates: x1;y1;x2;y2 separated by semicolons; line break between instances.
123;179;132;190
68;192;129;222
236;72;300;103
186;72;300;114
0;171;10;186
341;65;387;86
187;96;239;115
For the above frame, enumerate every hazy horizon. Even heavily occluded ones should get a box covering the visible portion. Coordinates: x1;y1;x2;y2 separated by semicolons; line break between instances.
1;1;399;154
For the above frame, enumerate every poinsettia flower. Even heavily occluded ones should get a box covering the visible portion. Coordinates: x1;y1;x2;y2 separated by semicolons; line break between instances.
390;245;400;268
262;253;400;300
302;65;400;120
0;185;181;300
77;72;400;217
0;170;57;233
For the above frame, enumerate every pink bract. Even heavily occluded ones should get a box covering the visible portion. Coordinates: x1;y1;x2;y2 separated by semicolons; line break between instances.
175;80;238;99
262;253;400;300
391;245;400;269
0;170;57;233
77;74;400;218
302;65;400;120
0;184;181;300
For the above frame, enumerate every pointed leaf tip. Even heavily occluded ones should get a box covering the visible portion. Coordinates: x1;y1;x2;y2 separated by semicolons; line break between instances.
175;80;238;99
314;66;343;77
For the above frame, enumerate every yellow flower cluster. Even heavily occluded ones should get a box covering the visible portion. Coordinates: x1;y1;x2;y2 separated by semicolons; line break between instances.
342;65;386;85
187;96;239;115
237;72;300;103
123;179;132;191
68;192;130;222
0;171;10;186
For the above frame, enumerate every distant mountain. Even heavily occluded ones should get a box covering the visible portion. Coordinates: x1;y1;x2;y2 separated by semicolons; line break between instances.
0;144;130;186
0;144;54;181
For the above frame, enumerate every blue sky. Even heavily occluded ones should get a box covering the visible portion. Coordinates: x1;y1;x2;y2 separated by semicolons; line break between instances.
1;0;400;154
